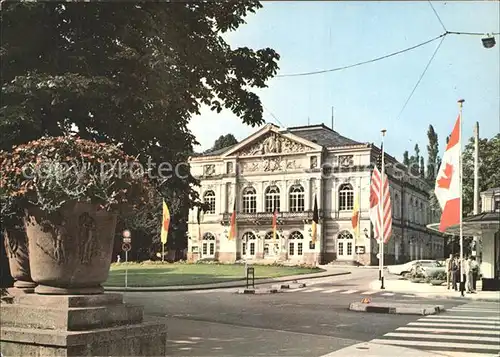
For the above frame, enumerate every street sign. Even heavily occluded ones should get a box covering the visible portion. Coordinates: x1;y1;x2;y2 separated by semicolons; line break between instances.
355;246;365;254
123;237;131;244
376;253;380;259
122;242;131;252
122;229;131;238
361;297;371;304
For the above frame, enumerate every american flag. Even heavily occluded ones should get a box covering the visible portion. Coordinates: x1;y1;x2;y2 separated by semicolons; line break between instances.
369;144;392;243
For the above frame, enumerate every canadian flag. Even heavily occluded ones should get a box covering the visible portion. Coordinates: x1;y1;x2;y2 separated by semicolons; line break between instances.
435;114;461;232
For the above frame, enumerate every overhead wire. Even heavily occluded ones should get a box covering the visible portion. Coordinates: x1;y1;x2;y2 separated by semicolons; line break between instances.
428;0;448;32
396;35;446;120
275;33;447;78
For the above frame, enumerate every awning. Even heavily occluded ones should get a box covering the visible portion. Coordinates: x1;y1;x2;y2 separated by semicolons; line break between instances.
427;212;499;236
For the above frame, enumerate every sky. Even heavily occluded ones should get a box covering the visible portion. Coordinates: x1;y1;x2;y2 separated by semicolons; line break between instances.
188;1;500;161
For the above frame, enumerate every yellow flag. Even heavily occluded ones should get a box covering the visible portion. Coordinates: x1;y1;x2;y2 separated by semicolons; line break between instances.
352;191;360;241
161;200;170;244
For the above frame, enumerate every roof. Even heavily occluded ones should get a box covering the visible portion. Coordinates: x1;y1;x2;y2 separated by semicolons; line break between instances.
481;187;500;194
286;124;364;147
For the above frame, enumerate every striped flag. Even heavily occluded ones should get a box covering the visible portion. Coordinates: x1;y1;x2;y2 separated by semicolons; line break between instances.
228;201;236;240
272;209;278;242
311;195;319;244
369;146;392;243
160;200;170;244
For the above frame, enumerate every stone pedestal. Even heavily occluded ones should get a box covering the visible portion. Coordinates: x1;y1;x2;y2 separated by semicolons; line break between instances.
0;293;167;356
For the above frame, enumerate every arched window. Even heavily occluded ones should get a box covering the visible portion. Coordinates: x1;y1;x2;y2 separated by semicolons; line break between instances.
202;232;216;257
289;185;305;212
242;187;257;213
203;190;216;214
242;231;257;256
288;231;304;256
337;230;354;258
420;202;424;225
264;231;279;256
409;198;414;222
339;183;354;211
265;186;280;213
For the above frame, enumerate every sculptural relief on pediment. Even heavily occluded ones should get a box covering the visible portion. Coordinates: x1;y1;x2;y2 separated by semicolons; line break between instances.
237;133;313;157
240;156;303;173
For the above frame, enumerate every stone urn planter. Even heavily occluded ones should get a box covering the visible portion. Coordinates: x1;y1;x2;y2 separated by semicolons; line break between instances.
24;202;117;295
3;228;36;293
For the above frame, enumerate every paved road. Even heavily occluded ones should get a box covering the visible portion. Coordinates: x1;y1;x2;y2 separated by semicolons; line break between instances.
123;268;466;356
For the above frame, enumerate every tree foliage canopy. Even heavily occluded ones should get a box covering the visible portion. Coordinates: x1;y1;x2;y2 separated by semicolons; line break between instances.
207;133;238;153
1;1;279;253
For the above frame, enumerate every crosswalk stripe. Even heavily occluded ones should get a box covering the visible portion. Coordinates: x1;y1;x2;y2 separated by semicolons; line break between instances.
397;327;500;335
450;308;500;313
340;289;358;294
403;294;415;297
360;291;377;295
384;332;500;343
430;315;500;321
408;322;500;330
371;338;500;351
380;292;395;296
287;288;307;292
421;318;500;325
302;288;324;292
321;288;340;293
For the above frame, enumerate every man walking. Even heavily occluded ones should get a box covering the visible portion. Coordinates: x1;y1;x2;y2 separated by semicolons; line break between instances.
471;256;479;291
446;253;453;289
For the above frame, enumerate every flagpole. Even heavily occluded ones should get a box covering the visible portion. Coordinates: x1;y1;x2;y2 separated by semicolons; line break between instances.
162;242;165;262
380;129;387;289
458;99;465;296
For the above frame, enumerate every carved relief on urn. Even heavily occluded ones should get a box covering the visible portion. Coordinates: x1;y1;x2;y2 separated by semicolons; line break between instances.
3;228;36;293
24;202;117;295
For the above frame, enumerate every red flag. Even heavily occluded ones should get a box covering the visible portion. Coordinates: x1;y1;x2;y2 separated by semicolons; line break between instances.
228;202;236;240
435;114;461;232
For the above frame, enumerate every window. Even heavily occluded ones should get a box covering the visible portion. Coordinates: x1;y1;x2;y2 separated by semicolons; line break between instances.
394;193;399;218
420;202;424;225
309;241;315;250
495;199;500;212
289;185;305;212
289;231;304;256
242;187;257;213
339;183;354;211
347;242;352;255
265;186;280;212
203;190;216;214
338;242;344;256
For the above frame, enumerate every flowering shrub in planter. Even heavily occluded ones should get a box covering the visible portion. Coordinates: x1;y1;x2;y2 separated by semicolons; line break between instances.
0;136;155;294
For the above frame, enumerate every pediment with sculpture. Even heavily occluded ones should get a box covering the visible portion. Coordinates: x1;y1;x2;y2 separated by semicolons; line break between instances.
234;132;314;157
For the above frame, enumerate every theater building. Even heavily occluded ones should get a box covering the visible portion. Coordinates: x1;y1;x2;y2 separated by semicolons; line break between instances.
187;123;444;266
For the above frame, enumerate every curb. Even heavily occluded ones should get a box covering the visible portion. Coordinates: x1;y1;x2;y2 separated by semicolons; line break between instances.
413;293;500;302
349;302;445;316
236;288;280;295
104;271;350;292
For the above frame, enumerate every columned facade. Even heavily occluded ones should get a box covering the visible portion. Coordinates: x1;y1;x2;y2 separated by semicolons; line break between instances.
187;124;445;265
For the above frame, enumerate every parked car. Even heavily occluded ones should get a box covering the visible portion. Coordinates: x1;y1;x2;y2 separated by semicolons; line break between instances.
387;260;440;276
417;260;445;278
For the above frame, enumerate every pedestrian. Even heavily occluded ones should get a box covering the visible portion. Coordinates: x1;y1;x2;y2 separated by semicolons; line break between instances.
452;256;459;291
445;254;453;289
471;256;479;291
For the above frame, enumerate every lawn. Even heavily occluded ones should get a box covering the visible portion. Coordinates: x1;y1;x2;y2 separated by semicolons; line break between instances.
104;263;323;287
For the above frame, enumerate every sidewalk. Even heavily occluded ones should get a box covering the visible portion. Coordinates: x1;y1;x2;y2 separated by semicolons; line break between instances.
369;278;500;302
321;342;441;357
104;269;350;292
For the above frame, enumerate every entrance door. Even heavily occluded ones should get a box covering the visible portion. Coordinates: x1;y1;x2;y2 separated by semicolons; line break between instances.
242;232;257;259
337;230;354;260
201;232;216;258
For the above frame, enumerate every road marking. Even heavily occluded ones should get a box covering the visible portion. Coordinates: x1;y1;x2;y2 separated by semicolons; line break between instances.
302;288;324;292
397;327;500;335
360;291;377;295
321;288;340;293
385;332;500;342
431;315;500;321
421;318;500;325
408;322;500;330
287;288;307;292
371;338;500;351
380;292;395;296
340;289;358;294
450;308;500;313
426;351;499;357
403;294;415;297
